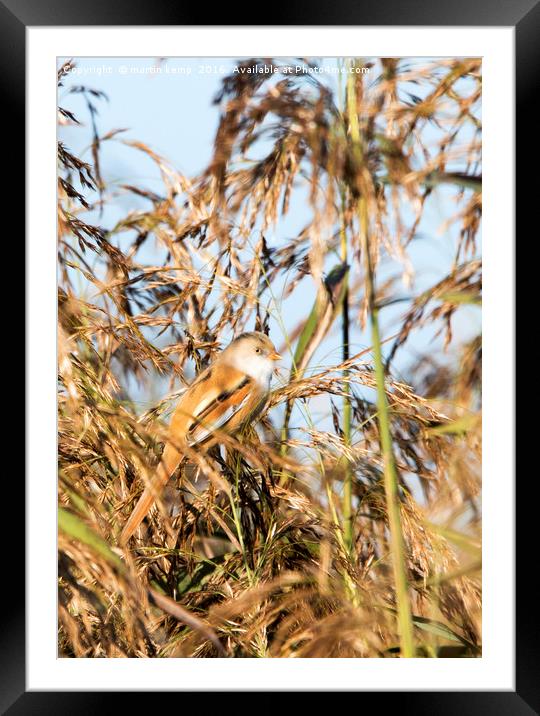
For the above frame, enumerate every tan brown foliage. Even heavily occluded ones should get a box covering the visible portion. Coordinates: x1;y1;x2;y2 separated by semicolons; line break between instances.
58;57;481;658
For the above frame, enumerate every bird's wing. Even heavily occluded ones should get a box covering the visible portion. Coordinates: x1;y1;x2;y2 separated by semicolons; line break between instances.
186;374;255;446
169;363;260;448
187;393;251;445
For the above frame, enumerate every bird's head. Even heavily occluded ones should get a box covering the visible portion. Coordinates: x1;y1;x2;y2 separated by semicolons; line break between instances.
224;331;282;387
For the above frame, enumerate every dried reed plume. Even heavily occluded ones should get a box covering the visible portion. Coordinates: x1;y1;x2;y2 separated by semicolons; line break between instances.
58;57;482;658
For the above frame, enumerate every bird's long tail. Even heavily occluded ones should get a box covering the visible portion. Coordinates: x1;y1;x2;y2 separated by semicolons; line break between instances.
119;444;181;545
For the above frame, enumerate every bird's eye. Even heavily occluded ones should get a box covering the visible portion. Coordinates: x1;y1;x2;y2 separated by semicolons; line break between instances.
255;347;261;353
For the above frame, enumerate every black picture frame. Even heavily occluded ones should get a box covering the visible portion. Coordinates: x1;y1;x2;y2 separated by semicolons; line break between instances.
8;0;529;711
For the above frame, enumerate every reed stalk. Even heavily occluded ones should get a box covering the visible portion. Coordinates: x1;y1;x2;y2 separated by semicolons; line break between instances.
339;183;353;553
57;57;482;659
347;63;415;657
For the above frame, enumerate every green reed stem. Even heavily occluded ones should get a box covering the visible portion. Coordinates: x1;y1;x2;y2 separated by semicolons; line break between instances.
339;183;353;553
347;63;415;657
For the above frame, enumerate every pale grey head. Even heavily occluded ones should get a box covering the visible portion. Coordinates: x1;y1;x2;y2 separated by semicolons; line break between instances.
223;332;281;388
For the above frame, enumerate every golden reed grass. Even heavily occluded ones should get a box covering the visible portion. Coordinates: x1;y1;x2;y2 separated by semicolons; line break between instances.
58;57;481;658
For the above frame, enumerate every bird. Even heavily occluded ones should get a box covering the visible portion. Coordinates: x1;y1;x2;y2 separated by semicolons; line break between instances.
119;331;282;545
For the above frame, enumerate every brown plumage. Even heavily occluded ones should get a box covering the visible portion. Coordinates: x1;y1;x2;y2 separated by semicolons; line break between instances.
120;332;281;545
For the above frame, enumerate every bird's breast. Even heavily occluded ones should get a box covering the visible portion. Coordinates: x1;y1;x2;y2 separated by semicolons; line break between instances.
236;358;274;390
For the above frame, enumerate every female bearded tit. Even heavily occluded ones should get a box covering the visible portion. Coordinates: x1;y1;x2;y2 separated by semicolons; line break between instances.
120;332;281;544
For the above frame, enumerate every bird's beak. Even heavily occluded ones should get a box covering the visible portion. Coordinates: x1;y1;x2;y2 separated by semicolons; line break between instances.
269;351;282;362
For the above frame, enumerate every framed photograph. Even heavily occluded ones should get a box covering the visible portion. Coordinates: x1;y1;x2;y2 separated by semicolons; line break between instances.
9;0;529;710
